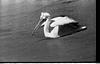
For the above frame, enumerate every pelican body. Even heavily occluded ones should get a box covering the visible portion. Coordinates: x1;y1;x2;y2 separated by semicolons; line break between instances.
33;12;87;38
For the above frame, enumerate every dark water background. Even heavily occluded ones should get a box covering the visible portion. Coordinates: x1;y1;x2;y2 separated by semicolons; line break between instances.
0;0;96;62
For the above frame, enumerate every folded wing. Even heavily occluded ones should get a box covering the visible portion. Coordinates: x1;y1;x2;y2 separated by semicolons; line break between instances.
50;16;77;27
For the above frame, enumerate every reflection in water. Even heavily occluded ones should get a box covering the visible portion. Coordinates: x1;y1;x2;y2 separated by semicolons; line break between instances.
46;39;66;57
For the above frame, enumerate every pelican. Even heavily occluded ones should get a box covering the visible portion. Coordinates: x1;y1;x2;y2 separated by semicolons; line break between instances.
33;12;87;38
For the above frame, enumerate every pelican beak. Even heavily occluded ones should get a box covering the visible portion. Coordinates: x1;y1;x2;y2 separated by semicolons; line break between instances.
33;19;44;32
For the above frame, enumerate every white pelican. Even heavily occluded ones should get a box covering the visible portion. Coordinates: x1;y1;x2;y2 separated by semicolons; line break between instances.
33;12;87;38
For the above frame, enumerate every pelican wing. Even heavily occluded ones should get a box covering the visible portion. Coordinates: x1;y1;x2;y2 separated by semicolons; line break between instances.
50;16;77;27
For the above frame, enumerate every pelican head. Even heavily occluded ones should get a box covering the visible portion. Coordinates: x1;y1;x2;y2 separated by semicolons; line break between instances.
33;12;50;32
40;12;50;19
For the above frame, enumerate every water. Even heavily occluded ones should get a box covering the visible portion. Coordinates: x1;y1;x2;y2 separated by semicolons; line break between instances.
0;0;61;30
0;0;55;16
